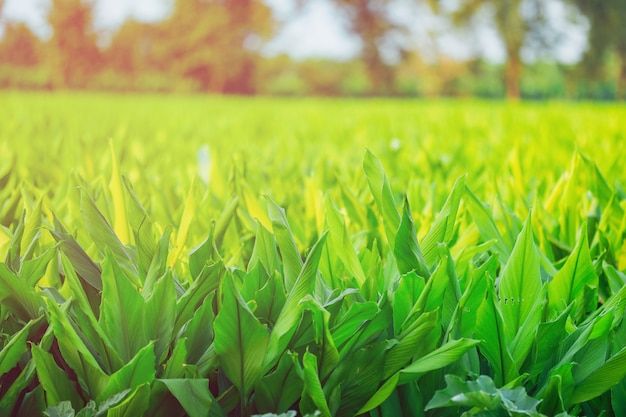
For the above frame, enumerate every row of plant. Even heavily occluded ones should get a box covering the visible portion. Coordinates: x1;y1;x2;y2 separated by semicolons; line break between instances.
1;147;626;416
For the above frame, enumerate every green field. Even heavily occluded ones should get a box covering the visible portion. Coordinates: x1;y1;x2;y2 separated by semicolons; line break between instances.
1;93;626;417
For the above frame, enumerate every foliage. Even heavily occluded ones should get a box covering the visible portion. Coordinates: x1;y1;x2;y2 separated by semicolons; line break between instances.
0;95;626;416
1;0;626;98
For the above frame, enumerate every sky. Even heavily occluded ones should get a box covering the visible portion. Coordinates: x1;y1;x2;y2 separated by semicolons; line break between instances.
1;0;589;64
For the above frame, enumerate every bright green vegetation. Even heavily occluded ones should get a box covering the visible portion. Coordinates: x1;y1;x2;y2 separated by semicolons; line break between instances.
1;93;626;417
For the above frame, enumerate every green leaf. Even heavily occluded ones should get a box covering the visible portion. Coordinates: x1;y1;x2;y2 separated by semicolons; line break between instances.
255;352;303;413
356;373;400;415
571;345;626;404
158;379;225;417
108;142;130;245
300;352;332;417
45;299;109;396
60;254;123;373
32;345;83;409
98;254;147;362
359;338;479;413
80;191;134;273
175;261;223;332
97;343;156;402
300;297;339;380
325;196;367;286
426;374;543;416
0;317;40;376
163;338;187;379
44;401;76;417
105;384;150;417
392;272;425;335
267;198;302;290
213;274;269;402
20;246;56;287
249;221;280;277
394;198;428;276
421;176;465;266
363;150;400;246
465;186;511;263
51;217;102;292
475;282;514;385
332;301;379;348
143;273;176;362
397;338;480;383
266;233;327;368
181;293;215;364
0;262;42;321
547;224;597;319
498;214;543;370
383;310;438;378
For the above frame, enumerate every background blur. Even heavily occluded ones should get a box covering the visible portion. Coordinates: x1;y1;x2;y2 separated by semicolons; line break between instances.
0;0;624;99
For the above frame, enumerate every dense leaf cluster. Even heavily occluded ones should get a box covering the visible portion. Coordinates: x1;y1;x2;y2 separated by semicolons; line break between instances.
1;97;626;416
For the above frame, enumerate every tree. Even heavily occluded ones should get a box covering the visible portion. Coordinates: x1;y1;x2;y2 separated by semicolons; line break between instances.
572;0;626;99
331;0;404;94
0;23;41;67
154;0;273;94
106;20;158;76
48;0;102;88
446;0;548;99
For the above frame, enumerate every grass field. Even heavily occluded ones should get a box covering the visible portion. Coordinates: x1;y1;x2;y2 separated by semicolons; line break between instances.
1;93;626;417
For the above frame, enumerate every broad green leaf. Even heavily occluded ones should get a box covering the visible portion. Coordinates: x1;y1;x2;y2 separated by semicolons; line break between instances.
300;351;332;417
0;317;40;376
105;384;150;417
60;254;123;372
547;225;597;319
266;233;326;368
421;176;465;266
359;338;479;413
426;374;543;416
98;254;147;362
300;297;339;379
108;142;130;245
325;196;366;285
44;401;77;417
144;273;176;362
45;298;109;396
392;271;425;335
175;261;223;332
397;338;480;382
167;180;196;268
97;343;156;402
363;150;400;245
571;345;626;404
331;301;379;348
32;345;83;409
181;293;215;364
267;198;302;289
249;221;280;277
158;379;225;417
255;352;303;413
20;246;56;287
80;192;134;273
499;215;543;369
0;262;43;320
213;274;269;401
384;310;438;378
394;198;428;276
465;186;511;263
476;282;514;385
51;218;102;291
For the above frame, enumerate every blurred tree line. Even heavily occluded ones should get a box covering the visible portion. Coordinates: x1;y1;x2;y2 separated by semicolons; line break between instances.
0;0;625;99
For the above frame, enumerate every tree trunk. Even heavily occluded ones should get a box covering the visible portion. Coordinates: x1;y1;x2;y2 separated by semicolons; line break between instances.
505;52;521;100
